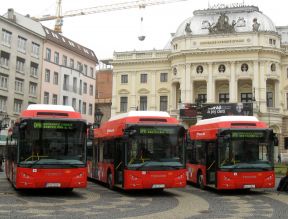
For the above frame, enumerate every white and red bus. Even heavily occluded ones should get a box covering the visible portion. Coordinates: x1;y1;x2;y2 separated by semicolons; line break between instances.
186;116;278;190
5;104;87;190
87;111;186;190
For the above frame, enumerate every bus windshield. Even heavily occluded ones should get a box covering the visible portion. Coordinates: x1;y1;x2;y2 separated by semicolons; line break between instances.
219;130;274;170
18;119;87;167
126;126;185;170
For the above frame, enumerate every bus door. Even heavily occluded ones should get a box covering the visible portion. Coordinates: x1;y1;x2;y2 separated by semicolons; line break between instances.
206;142;216;186
114;140;125;186
93;140;100;179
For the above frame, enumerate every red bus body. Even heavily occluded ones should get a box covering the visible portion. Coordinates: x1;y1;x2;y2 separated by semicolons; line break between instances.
5;104;87;190
186;116;276;190
88;111;186;190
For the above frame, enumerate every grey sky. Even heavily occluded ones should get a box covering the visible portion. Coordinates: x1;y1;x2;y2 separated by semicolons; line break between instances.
1;0;287;60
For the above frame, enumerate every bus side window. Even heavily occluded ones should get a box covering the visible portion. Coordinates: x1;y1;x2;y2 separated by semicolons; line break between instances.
196;141;205;165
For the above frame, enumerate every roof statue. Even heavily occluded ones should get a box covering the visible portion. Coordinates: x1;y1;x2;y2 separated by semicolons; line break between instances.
208;12;236;34
185;22;192;34
252;18;260;31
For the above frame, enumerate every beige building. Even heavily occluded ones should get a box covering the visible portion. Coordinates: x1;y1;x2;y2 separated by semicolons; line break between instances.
111;5;288;156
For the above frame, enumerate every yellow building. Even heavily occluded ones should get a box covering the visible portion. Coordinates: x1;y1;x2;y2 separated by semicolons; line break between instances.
111;5;288;156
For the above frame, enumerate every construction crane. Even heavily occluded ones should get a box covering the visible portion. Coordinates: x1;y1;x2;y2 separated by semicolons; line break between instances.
32;0;190;40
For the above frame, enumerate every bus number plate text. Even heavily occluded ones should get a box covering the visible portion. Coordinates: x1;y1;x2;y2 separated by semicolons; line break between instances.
46;183;61;188
243;184;255;189
152;184;165;189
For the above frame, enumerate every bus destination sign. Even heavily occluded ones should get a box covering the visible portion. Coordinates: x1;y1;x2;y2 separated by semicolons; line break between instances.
33;122;73;129
231;132;264;138
139;127;174;135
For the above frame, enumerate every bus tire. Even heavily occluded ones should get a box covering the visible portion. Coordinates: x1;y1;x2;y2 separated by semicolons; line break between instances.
197;172;205;190
107;172;113;190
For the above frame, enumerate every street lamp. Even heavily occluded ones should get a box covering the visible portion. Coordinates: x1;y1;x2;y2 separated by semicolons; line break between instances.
94;108;103;128
0;111;10;130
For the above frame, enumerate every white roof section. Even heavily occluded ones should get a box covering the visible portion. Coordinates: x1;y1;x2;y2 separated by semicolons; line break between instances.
196;116;259;125
27;104;75;112
109;111;170;121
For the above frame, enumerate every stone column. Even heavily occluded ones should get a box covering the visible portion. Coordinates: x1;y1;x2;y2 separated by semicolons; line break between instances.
185;63;192;104
111;73;117;116
259;61;267;112
229;61;237;103
207;62;214;103
150;71;157;110
130;71;137;111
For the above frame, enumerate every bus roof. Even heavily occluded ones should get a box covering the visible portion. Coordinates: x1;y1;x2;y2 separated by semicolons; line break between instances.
196;116;259;125
95;111;178;139
109;111;170;121
27;104;75;112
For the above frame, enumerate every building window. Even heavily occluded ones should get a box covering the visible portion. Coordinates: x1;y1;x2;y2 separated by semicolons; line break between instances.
140;74;147;83
17;36;27;52
29;82;37;96
45;69;50;82
241;93;253;103
160;96;168;111
196;65;203;74
63;75;69;91
121;74;128;83
241;63;248;72
77;61;83;72
16;57;25;72
120;97;128;112
140;96;147;111
15;78;24;93
173;67;177;75
14;99;23;114
79;80;82;95
54;52;59;64
89;104;93;115
0;96;7;112
267;92;273;107
83;82;87;94
82;102;87;114
53;72;58;85
72;98;76;110
62;55;67;66
30;62;38;77
31;42;40;57
63;96;69;105
78;100;82;113
0;75;8;89
89;85;93;96
46;48;51;61
84;64;88;75
271;63;276;72
197;94;207;104
90;67;94;78
218;64;226;73
70;59;74;69
219;93;229;103
160;73;168;82
2;29;12;46
44;92;49;104
73;77;77;93
52;94;58;105
0;51;10;68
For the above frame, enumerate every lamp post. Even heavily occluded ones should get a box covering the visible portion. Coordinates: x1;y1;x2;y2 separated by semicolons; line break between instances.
93;108;103;128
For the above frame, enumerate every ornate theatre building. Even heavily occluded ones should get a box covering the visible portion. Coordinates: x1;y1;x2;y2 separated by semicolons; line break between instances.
111;5;288;156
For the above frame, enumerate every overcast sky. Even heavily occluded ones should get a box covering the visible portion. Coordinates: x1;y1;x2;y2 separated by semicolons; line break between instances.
1;0;287;60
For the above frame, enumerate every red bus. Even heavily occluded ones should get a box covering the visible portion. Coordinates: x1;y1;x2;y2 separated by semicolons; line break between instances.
186;116;278;190
5;104;87;190
87;111;186;190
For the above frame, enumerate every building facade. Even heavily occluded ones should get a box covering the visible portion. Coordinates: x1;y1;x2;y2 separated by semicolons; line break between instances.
111;5;288;156
42;27;98;123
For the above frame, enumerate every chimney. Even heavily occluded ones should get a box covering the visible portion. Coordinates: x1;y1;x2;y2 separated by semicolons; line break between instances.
7;8;16;22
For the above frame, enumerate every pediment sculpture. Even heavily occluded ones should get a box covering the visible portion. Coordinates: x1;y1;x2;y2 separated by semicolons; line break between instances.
208;13;236;34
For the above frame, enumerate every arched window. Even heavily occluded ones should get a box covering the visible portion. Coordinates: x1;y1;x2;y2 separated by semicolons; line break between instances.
218;64;226;73
241;63;248;72
196;65;203;74
271;63;276;72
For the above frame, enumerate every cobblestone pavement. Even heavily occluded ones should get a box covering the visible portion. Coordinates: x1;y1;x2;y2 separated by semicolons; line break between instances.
0;170;287;219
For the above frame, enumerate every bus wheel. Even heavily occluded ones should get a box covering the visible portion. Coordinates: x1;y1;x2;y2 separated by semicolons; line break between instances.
107;173;113;190
197;172;205;189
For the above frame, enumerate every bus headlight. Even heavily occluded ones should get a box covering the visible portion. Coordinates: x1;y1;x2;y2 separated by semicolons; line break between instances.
76;172;84;178
21;173;30;179
265;175;273;181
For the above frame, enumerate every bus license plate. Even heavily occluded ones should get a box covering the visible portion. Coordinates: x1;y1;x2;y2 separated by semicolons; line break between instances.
244;184;255;189
152;184;165;189
46;183;61;188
